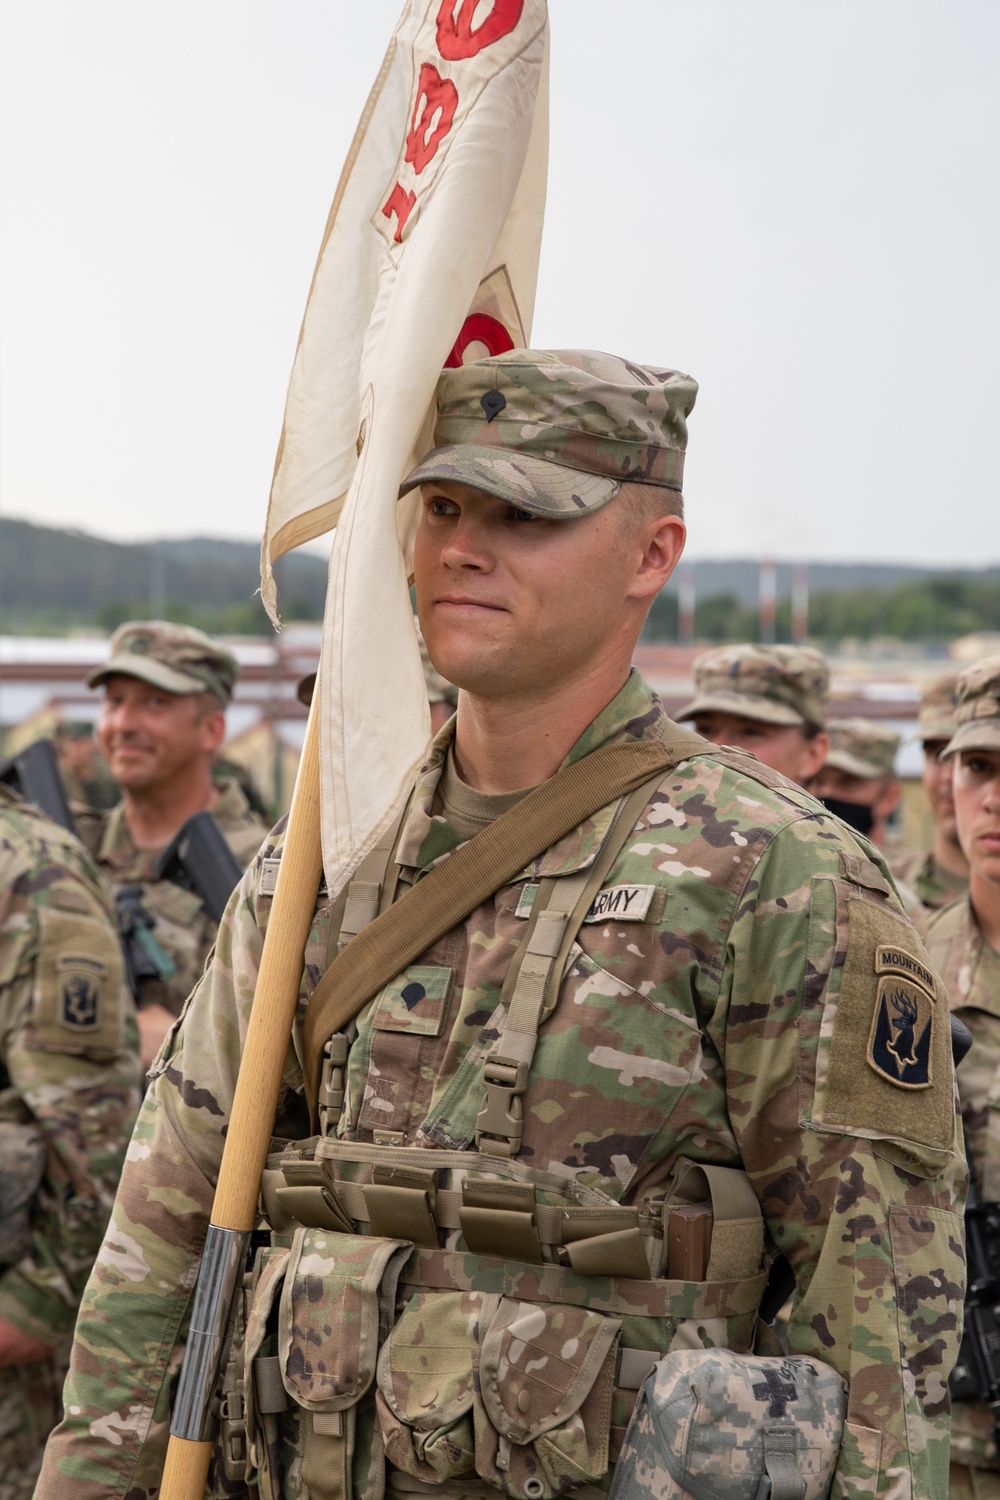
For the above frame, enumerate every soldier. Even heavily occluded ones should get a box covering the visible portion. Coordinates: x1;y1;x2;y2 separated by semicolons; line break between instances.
77;621;269;1067
51;722;117;812
39;351;964;1499
921;657;1000;1499
675;642;830;786
891;672;969;910
0;786;141;1500
812;716;903;845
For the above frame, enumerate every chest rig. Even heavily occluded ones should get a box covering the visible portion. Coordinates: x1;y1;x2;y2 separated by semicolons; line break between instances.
238;754;772;1500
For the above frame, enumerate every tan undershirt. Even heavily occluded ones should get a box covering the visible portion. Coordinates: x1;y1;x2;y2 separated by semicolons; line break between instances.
436;749;535;842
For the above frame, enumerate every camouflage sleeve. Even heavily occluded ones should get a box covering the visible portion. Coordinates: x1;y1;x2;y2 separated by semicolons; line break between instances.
36;837;319;1499
720;826;966;1499
0;858;142;1348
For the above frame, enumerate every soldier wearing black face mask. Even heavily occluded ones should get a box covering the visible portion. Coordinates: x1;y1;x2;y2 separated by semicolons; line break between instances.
812;717;902;845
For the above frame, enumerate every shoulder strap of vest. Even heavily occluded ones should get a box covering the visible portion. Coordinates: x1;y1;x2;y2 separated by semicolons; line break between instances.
301;725;708;1119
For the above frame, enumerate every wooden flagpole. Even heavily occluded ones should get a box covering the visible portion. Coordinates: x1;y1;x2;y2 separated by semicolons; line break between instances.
160;696;323;1499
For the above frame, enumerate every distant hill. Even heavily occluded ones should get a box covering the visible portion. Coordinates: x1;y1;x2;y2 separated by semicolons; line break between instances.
0;517;328;634
676;559;1000;607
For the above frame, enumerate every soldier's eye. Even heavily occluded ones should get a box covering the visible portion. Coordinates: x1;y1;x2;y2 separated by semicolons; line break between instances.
510;507;537;523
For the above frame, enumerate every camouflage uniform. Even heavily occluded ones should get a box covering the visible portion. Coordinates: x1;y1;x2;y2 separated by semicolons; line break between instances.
0;786;140;1499
676;643;830;730
74;777;267;1017
920;658;1000;1498
39;352;965;1500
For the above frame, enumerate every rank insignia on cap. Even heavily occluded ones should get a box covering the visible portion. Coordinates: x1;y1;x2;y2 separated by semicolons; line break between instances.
480;389;506;422
60;971;100;1029
868;975;934;1089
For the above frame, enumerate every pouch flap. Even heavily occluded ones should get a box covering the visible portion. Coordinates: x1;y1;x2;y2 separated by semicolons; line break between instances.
279;1228;410;1412
480;1298;621;1446
377;1289;486;1430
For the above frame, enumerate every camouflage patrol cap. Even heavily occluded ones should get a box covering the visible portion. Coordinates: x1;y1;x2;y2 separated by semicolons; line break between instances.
824;718;900;780
399;349;697;518
87;621;238;704
608;1348;846;1500
675;644;829;729
942;655;1000;757
918;671;960;742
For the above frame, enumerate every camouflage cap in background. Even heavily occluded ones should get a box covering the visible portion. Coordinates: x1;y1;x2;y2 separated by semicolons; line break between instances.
917;671;960;742
399;349;697;518
86;621;238;704
942;655;1000;758
824;717;900;780
675;644;830;729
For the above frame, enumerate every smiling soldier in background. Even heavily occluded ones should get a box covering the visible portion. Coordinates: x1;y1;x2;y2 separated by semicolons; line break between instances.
76;621;269;1066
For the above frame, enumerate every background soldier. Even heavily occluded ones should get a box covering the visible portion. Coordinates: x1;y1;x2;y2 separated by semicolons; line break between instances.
921;657;1000;1499
39;352;964;1500
812;716;902;845
77;621;269;1066
892;672;969;910
675;642;830;786
51;722;117;813
0;786;140;1500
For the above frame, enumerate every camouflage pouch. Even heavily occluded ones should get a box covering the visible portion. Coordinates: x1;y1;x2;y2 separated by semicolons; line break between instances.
377;1289;621;1499
0;1118;46;1265
475;1298;622;1498
375;1289;482;1483
608;1348;847;1500
275;1228;411;1500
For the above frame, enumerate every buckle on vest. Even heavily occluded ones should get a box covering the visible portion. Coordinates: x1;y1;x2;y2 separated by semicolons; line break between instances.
318;1033;349;1136
219;1387;247;1482
475;1056;530;1156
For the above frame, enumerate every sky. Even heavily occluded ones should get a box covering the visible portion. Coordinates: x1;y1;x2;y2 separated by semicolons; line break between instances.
1;1;998;566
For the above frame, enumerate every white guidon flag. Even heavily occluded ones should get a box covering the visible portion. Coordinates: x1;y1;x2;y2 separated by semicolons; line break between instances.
261;0;549;894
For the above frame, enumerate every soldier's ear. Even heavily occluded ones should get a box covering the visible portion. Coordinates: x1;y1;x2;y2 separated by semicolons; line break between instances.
627;513;686;602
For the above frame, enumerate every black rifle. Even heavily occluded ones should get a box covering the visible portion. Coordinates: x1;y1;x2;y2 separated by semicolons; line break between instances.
154;810;244;924
0;739;76;833
948;1013;1000;1454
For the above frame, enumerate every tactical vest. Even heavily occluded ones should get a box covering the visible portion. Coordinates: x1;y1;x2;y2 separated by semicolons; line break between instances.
230;774;773;1500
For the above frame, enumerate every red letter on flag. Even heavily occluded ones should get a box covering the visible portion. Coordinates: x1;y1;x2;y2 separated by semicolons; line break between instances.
405;63;459;174
436;0;524;60
382;183;416;242
444;312;516;368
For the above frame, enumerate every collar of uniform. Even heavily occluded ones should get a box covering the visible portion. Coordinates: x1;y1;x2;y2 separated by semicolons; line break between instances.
95;800;160;878
395;669;670;882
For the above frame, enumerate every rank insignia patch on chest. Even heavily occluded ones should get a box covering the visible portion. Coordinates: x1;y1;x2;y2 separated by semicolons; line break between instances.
60;971;100;1029
867;974;934;1089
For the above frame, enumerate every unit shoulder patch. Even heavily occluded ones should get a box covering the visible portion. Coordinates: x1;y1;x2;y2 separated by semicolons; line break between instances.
874;944;937;994
867;974;935;1089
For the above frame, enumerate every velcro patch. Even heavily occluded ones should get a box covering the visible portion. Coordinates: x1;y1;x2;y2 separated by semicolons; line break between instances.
874;944;936;994
515;883;539;919
57;955;104;1030
584;884;657;923
868;975;935;1089
374;965;453;1036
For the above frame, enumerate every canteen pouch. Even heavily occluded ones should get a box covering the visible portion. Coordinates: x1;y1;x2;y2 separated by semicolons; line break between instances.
607;1348;847;1500
277;1228;411;1500
377;1292;620;1499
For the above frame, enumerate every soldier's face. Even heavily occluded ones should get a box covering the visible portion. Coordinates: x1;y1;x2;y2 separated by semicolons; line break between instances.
953;749;1000;884
413;481;679;701
97;674;224;793
691;712;828;786
922;739;960;844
